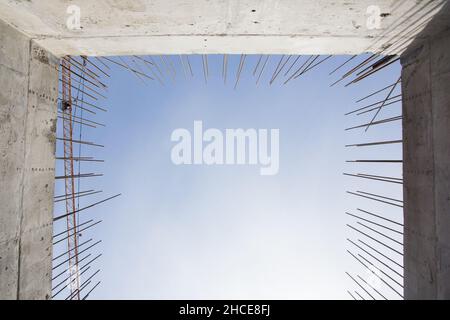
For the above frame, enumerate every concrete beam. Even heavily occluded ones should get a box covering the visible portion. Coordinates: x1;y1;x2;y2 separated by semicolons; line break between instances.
0;0;439;56
401;3;450;299
0;20;58;300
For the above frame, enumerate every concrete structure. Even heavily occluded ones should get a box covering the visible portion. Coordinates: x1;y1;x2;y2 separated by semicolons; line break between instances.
0;0;434;56
0;0;449;299
401;4;450;299
0;19;58;299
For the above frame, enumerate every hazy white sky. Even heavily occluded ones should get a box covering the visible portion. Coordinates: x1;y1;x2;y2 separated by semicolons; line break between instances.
53;54;403;300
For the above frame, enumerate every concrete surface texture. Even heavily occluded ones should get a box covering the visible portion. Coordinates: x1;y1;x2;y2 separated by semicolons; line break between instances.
401;3;450;299
0;19;58;299
0;0;440;56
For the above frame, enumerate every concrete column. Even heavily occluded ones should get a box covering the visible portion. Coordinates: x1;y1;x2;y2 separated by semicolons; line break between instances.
401;23;450;298
0;20;58;299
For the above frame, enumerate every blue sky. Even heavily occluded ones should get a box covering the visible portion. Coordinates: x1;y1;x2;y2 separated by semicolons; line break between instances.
53;54;403;300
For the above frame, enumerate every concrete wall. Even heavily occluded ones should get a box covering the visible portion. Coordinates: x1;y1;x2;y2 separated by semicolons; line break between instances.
0;20;58;299
401;12;450;299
